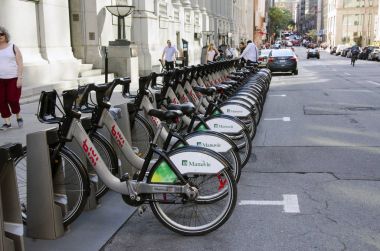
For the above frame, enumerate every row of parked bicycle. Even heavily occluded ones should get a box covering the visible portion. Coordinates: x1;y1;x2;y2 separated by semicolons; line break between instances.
330;45;380;61
14;59;272;236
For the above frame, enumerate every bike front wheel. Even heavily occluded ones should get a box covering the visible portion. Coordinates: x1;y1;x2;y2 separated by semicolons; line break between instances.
147;148;237;235
15;146;90;226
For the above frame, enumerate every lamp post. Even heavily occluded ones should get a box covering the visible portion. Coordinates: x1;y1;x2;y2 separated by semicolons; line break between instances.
106;5;135;46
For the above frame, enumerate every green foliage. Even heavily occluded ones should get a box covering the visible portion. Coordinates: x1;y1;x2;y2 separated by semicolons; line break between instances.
341;36;350;44
353;36;362;46
307;29;318;42
269;7;294;35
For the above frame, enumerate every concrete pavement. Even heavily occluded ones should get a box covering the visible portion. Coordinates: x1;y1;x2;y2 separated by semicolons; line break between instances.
103;47;380;250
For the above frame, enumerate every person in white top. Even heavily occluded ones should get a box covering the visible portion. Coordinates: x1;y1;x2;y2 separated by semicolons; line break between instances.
225;44;234;59
161;40;178;71
239;40;259;65
206;43;219;63
0;26;24;130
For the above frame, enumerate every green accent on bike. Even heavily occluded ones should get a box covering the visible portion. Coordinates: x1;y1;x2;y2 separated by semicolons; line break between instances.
196;124;207;131
151;161;178;183
213;110;221;115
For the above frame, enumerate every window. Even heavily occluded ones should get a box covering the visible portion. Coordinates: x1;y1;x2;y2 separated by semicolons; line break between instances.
159;3;167;16
185;12;191;23
174;10;179;21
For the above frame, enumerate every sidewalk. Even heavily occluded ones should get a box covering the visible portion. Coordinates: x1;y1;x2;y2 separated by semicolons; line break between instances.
0;90;137;251
0;90;128;146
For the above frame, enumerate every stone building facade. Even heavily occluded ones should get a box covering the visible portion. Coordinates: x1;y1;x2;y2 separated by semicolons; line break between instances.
327;0;378;46
0;0;256;91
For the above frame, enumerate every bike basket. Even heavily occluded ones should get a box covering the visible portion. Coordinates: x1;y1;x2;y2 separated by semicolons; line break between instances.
37;91;62;124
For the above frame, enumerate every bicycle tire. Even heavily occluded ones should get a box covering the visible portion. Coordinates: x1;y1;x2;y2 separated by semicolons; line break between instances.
89;133;119;199
131;113;154;158
15;146;90;226
148;147;237;236
199;115;253;167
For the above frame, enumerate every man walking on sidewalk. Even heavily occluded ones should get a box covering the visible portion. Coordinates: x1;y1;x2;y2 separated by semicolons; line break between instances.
161;40;178;71
239;40;259;65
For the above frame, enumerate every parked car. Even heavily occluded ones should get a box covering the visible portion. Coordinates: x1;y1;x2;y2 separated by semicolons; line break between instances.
368;48;380;61
258;49;272;67
307;48;320;59
335;45;349;56
330;46;337;54
341;47;351;57
359;46;379;60
267;49;298;75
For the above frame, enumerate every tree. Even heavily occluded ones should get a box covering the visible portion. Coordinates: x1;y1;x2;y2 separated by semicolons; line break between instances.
307;29;318;42
268;7;294;36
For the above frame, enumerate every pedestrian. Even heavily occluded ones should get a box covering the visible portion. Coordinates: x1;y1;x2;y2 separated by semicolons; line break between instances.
239;41;246;54
161;40;178;71
0;26;23;130
206;43;219;63
239;40;259;65
225;44;234;59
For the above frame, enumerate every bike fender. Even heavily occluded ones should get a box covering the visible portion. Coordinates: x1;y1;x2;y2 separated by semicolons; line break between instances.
185;134;233;152
204;117;244;133
169;151;225;175
219;103;252;117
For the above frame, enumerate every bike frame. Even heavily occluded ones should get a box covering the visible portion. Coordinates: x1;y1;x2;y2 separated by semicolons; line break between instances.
65;117;192;197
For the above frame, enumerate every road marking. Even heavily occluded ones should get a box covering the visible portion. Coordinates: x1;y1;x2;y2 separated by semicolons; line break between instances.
264;117;291;122
239;194;300;213
344;72;351;76
367;80;380;86
269;94;287;97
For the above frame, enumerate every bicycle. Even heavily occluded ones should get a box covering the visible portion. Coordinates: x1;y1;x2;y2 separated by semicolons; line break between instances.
18;82;238;235
351;53;358;67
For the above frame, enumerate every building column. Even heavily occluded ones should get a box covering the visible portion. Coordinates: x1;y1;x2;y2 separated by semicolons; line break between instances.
38;0;80;82
131;0;160;75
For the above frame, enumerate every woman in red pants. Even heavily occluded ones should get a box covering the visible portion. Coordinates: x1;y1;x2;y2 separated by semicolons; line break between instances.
0;26;23;130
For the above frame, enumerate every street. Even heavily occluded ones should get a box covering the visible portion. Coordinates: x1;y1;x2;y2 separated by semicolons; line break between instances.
102;47;380;251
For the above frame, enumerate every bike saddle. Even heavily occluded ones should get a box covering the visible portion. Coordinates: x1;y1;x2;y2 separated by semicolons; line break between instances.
193;86;216;96
230;72;245;76
215;84;232;93
222;79;238;85
148;109;183;122
167;102;195;116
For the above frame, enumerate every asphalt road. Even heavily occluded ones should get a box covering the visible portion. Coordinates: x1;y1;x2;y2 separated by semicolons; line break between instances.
105;48;378;251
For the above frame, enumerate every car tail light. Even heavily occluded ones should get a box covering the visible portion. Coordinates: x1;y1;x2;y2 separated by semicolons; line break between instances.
268;57;274;63
289;57;297;61
258;57;264;62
